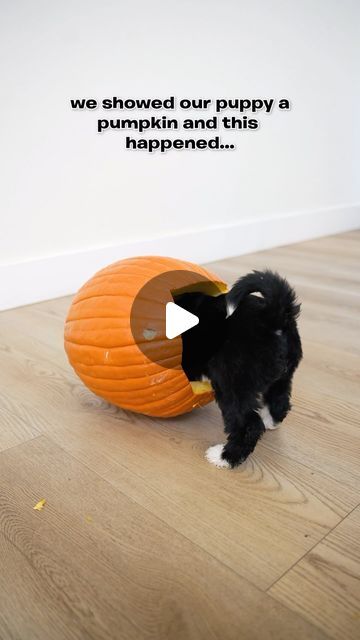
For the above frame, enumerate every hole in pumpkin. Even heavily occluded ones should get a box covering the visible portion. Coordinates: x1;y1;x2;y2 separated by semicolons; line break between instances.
172;280;228;393
171;279;227;298
190;380;213;394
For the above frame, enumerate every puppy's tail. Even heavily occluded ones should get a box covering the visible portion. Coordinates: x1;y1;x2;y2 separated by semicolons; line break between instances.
227;270;300;326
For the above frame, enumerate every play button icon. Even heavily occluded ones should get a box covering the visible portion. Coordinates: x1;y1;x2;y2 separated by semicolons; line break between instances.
166;302;199;339
130;267;225;369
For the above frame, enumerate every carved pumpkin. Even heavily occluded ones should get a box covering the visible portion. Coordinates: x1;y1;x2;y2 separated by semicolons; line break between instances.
64;256;227;417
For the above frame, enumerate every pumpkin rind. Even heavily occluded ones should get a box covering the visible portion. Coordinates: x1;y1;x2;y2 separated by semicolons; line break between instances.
64;256;227;417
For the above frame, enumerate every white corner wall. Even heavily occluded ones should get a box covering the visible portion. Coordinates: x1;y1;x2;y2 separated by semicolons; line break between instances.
0;0;359;309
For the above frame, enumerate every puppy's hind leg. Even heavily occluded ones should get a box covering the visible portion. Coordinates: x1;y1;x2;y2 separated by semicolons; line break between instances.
222;410;266;467
206;389;265;468
263;323;302;428
258;401;279;430
263;374;293;428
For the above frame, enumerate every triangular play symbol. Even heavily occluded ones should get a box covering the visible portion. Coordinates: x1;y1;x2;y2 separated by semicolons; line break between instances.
166;302;199;340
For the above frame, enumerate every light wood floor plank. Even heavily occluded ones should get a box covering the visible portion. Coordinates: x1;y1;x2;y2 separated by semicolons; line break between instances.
269;506;360;640
0;388;41;453
0;436;327;640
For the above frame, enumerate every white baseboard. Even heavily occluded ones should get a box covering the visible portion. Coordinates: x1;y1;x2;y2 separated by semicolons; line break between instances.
1;204;359;311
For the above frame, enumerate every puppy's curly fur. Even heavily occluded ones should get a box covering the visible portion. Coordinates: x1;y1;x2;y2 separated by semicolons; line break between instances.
175;270;302;468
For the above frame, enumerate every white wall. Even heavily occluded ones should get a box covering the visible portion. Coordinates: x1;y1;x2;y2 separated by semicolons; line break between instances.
0;0;359;307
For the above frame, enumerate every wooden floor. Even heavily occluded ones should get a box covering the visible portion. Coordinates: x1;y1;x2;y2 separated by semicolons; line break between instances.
0;231;359;640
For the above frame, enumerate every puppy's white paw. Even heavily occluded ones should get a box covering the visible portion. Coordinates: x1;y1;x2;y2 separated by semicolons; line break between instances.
205;444;230;469
258;405;280;430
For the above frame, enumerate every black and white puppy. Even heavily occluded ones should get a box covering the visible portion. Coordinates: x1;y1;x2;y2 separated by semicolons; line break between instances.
175;270;302;469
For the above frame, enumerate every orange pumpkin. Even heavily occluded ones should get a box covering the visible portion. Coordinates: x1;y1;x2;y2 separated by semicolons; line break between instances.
64;256;227;417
